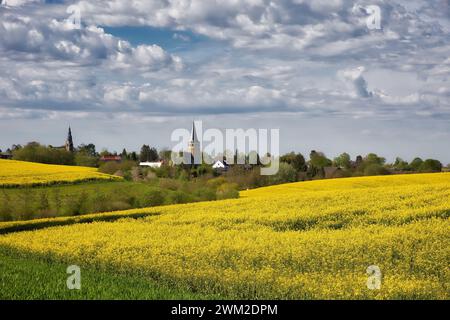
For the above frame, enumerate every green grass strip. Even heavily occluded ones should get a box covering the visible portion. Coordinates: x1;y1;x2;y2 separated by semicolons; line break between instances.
0;247;218;300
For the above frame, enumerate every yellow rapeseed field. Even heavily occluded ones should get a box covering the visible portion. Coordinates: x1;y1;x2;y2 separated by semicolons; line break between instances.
0;173;449;299
0;159;121;187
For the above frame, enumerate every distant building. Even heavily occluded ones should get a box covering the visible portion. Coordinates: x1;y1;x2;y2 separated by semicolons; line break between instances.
140;161;163;168
51;126;75;152
324;166;342;179
65;126;74;152
188;121;200;165
99;155;122;162
212;160;229;171
0;151;12;159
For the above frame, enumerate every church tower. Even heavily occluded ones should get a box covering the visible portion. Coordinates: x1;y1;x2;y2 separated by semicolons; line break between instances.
65;126;74;152
188;121;200;165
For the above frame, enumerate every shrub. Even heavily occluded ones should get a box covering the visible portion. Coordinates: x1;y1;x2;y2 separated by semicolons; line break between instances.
206;177;227;188
193;187;217;201
364;164;390;176
109;201;132;211
0;191;13;222
216;183;239;200
74;153;98;167
159;179;182;191
268;163;297;185
168;191;192;204
13;142;75;165
91;192;110;213
144;189;166;207
99;160;136;175
66;191;89;216
37;192;51;217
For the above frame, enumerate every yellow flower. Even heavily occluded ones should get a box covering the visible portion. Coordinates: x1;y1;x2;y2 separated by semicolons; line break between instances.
0;172;449;299
0;159;121;187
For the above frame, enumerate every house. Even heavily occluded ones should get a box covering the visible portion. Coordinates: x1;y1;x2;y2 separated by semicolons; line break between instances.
99;155;122;162
0;152;12;159
324;166;342;179
212;160;229;171
140;161;163;168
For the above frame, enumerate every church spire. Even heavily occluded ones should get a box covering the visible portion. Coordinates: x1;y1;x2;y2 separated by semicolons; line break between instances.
65;126;74;152
188;121;200;165
190;121;199;143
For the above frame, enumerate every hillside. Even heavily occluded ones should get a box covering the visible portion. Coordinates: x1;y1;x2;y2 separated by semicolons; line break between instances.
0;159;121;187
0;173;449;299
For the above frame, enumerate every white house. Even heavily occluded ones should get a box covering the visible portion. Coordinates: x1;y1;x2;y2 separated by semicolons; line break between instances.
140;161;163;168
212;160;229;170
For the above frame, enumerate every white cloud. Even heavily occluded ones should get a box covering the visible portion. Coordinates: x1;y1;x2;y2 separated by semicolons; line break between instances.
0;0;448;124
339;66;372;98
0;0;43;7
0;11;182;71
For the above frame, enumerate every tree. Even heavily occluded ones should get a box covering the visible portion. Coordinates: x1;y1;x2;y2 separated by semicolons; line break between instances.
74;152;98;167
139;145;158;162
364;163;390;176
393;157;409;171
130;151;138;162
159;149;172;162
334;152;351;169
308;150;332;178
280;153;296;165
280;152;307;172
139;145;152;162
268;163;297;185
12;142;74;165
355;155;363;167
77;144;97;157
99;149;112;157
309;150;332;167
247;150;261;165
419;159;442;172
121;148;128;159
11;144;22;151
409;157;423;171
364;153;386;166
195;163;213;177
148;147;159;161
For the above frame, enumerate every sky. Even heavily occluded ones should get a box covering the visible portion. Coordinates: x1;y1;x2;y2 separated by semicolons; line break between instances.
0;0;449;163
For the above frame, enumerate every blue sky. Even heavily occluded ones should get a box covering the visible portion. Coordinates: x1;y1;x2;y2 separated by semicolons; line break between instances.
0;0;449;163
103;26;209;51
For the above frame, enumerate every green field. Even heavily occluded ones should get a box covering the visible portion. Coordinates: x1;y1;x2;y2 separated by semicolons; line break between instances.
0;248;216;300
0;181;159;221
0;178;237;221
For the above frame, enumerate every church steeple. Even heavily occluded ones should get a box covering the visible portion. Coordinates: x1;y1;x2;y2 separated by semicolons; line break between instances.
190;121;199;143
65;126;74;152
188;121;200;165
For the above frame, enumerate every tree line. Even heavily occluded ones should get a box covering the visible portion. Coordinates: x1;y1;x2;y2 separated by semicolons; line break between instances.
3;142;448;183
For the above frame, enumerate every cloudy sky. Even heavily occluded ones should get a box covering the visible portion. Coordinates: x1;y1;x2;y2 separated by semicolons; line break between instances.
0;0;449;163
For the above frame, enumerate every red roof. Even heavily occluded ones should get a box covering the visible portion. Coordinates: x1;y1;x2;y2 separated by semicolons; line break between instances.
100;155;122;161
